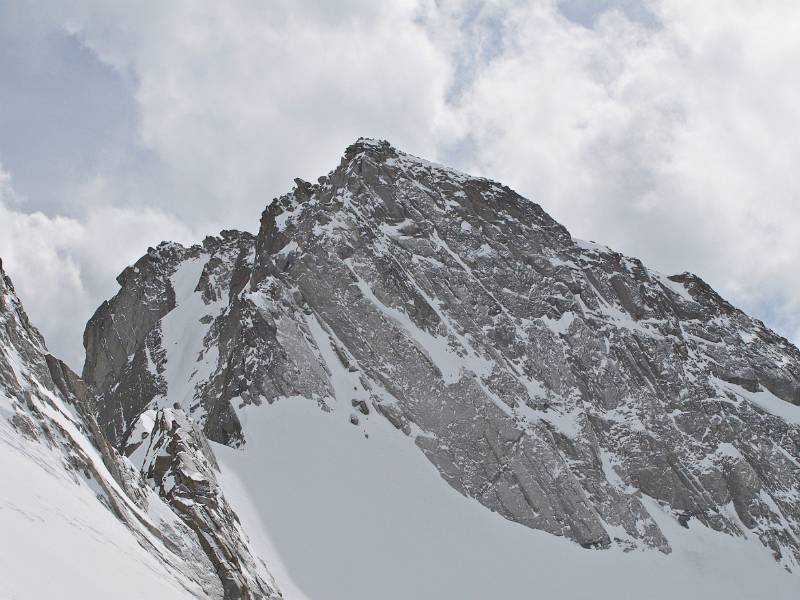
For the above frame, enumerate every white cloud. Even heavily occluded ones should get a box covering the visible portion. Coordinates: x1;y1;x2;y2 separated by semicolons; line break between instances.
0;166;195;370
31;0;457;230
446;0;800;344
3;0;800;367
3;0;460;368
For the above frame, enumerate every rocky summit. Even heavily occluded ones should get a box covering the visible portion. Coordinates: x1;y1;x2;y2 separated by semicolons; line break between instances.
81;138;800;572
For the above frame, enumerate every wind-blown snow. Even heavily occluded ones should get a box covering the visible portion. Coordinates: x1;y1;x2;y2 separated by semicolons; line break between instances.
214;397;798;600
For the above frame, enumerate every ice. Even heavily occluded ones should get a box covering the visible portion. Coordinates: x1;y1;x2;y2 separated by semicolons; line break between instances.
541;311;576;335
574;238;613;254
651;270;696;304
713;376;800;425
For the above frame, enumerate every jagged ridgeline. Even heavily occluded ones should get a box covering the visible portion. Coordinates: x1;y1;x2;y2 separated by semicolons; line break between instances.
84;138;800;566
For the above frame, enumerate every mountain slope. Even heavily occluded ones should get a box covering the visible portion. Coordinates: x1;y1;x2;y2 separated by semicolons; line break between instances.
0;259;281;599
0;260;214;598
212;393;799;600
84;139;800;589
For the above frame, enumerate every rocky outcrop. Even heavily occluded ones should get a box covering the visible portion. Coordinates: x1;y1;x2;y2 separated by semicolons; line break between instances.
1;260;281;599
124;407;280;600
83;232;256;447
85;138;800;568
0;260;225;597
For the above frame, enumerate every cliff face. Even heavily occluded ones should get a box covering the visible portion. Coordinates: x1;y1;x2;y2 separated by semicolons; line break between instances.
0;260;281;600
0;261;210;598
85;138;800;567
124;406;281;600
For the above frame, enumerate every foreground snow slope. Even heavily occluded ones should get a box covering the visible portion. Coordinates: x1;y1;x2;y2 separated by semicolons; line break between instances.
0;412;200;600
0;260;284;599
215;397;798;600
0;261;214;599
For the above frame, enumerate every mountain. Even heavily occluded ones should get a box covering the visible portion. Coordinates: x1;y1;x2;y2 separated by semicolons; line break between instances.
0;259;281;599
76;138;800;598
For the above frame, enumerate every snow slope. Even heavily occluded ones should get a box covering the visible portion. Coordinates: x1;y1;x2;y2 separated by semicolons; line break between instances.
0;397;200;600
0;262;219;599
215;396;798;600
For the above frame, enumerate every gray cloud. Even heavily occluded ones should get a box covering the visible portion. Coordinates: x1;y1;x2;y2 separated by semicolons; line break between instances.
557;0;660;28
2;0;800;370
0;3;140;216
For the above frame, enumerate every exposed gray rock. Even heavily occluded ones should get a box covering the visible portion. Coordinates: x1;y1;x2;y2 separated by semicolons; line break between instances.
352;399;369;415
85;138;800;568
0;260;223;597
124;408;281;600
1;259;282;599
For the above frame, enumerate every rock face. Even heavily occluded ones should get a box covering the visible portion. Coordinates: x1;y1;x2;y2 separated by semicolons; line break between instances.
125;407;280;600
0;261;280;599
83;231;255;448
85;138;800;568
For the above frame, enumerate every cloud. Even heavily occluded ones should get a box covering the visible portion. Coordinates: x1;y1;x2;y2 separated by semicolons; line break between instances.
0;2;140;217
445;0;800;343
3;0;800;367
28;0;457;230
0;166;194;370
2;0;460;367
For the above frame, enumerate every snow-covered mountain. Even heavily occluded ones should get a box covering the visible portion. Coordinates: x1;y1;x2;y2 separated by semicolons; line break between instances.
5;138;800;599
0;260;281;599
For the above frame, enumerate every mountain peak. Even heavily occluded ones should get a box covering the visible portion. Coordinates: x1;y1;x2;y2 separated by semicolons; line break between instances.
343;136;396;160
83;141;800;577
2;262;273;598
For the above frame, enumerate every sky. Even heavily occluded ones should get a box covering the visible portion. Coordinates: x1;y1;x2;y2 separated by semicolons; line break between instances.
1;0;799;371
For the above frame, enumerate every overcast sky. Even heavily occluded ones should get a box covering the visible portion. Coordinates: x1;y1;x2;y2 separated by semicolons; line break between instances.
1;0;800;371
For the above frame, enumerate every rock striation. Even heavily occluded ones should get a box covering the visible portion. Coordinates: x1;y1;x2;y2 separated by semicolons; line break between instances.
85;138;800;568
